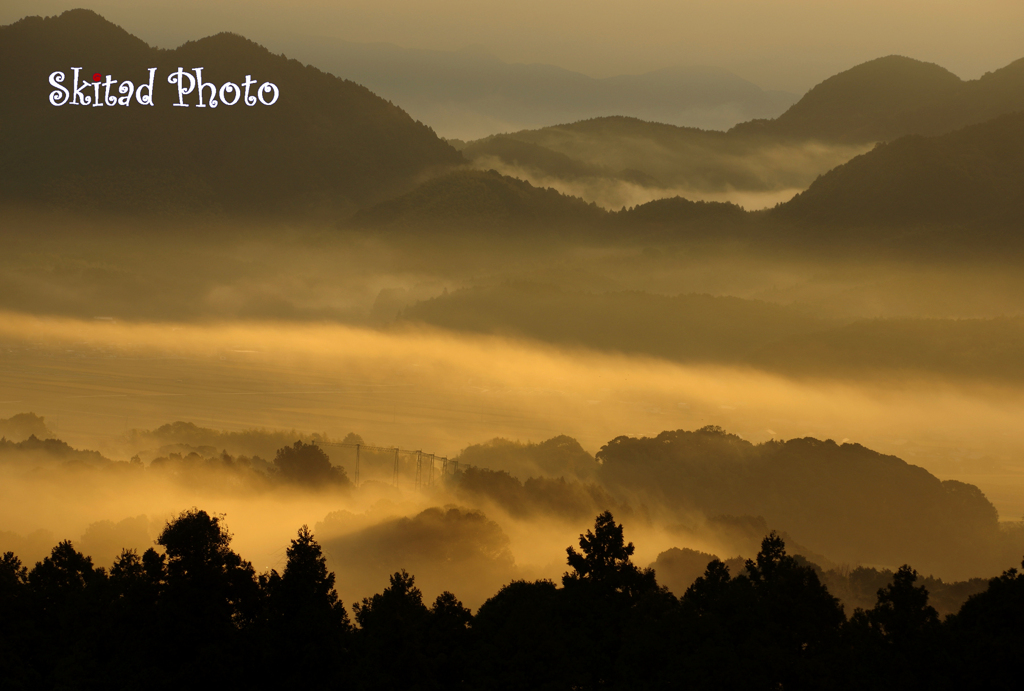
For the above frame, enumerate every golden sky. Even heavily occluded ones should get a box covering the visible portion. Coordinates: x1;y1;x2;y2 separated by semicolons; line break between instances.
4;1;1023;91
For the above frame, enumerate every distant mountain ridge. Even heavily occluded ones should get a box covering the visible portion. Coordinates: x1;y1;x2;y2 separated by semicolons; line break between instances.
352;169;606;231
456;55;1024;207
275;36;799;139
352;106;1024;252
0;9;463;216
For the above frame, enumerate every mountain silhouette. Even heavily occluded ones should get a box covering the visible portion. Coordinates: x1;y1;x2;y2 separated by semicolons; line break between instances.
735;56;964;142
736;54;1024;143
773;112;1024;231
457;55;1024;201
351;169;606;232
0;9;463;216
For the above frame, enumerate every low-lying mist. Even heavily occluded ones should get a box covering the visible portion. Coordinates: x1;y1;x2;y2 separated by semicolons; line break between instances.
467;157;805;210
6;211;1024;326
4;212;1024;610
4;311;1024;475
2;310;1024;599
460;128;872;210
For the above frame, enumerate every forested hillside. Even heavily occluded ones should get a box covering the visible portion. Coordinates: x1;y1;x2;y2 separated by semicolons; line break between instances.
0;10;463;216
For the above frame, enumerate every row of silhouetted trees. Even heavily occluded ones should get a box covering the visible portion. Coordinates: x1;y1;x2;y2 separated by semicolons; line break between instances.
1;509;1022;690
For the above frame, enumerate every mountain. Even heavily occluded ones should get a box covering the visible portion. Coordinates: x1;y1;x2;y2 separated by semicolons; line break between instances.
273;36;799;139
596;427;1007;579
457;116;871;199
736;55;1024;144
350;169;606;231
735;56;964;142
613;196;751;232
0;10;463;216
455;55;1024;207
773;112;1024;231
364;109;1024;251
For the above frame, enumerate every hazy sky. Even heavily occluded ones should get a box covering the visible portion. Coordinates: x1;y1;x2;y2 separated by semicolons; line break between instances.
5;1;1023;92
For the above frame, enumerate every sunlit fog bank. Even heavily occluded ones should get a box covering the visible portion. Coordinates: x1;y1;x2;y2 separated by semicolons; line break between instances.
4;312;1024;464
2;311;1024;519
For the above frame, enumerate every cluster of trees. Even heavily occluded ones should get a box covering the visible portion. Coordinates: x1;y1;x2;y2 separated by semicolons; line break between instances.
652;546;991;618
1;435;350;492
126;420;342;465
455;435;597;481
0;435;110;468
453;467;627;521
2;509;1022;689
148;440;350;489
596;426;1017;579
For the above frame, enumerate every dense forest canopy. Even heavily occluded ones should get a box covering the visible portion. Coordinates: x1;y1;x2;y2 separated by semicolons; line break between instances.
2;509;1022;689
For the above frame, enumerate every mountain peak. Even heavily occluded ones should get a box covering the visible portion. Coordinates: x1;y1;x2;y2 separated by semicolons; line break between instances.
0;10;463;216
766;55;963;142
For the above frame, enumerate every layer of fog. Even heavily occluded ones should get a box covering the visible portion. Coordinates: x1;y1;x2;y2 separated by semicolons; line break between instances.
461;136;872;210
2;311;1023;511
4;215;1024;605
6;213;1024;327
470;156;804;210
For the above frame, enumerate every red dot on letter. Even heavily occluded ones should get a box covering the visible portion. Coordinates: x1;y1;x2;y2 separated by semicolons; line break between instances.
92;73;102;82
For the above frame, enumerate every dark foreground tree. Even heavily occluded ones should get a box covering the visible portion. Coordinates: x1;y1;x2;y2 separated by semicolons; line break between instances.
426;591;473;689
664;532;846;690
354;570;432;689
842;564;941;689
23;541;108;688
945;559;1024;690
5;505;1022;691
470;580;573;691
0;552;34;688
260;525;352;686
155;508;259;687
561;511;668;690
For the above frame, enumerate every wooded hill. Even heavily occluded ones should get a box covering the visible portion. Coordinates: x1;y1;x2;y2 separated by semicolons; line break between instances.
363;111;1024;254
773;112;1024;230
0;10;463;216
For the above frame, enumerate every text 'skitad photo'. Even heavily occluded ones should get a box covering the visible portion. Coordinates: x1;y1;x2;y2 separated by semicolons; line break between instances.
2;1;1024;689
